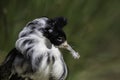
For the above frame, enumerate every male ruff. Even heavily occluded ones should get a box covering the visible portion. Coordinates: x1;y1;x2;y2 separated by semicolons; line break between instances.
0;17;80;80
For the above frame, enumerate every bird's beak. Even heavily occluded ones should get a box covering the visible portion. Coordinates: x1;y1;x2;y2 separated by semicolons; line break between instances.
59;41;68;48
59;41;80;59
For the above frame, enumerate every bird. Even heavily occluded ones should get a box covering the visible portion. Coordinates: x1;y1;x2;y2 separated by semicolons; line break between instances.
0;17;80;80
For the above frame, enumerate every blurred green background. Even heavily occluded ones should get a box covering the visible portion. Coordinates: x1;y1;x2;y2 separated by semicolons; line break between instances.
0;0;120;80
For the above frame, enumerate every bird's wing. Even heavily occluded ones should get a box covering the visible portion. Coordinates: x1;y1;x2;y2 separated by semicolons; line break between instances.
9;73;25;80
0;48;19;80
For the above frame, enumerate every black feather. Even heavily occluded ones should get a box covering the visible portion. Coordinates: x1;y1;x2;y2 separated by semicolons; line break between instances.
0;48;21;80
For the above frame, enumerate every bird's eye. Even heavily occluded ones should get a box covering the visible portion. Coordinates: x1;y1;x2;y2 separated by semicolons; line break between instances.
57;37;63;42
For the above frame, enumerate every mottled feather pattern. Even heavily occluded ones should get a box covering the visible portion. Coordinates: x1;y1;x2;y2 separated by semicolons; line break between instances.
0;17;69;80
14;17;67;80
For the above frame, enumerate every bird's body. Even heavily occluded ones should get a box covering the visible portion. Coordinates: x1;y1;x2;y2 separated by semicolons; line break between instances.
14;33;67;80
0;17;79;80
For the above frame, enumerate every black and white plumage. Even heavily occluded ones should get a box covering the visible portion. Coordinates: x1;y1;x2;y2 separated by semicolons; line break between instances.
0;17;80;80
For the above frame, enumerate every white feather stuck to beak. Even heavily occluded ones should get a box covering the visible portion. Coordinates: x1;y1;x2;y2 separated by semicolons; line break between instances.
59;41;80;59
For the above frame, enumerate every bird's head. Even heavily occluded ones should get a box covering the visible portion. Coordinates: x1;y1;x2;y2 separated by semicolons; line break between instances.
44;17;67;46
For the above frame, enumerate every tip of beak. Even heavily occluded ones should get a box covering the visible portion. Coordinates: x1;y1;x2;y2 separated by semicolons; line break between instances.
59;41;80;59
